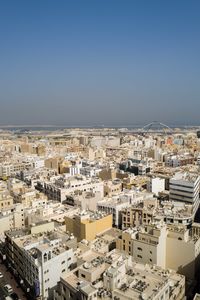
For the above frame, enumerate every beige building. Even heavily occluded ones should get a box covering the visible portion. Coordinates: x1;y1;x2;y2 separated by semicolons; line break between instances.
166;226;200;279
192;222;200;237
0;204;25;234
66;191;102;211
7;178;26;195
117;224;167;268
45;157;64;172
121;203;154;229
103;179;122;197
98;168;117;181
117;223;200;280
121;194;157;230
0;190;13;209
14;188;47;207
54;249;185;300
65;211;112;242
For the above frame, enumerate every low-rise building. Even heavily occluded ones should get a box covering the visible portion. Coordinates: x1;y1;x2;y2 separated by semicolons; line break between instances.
117;224;167;268
117;223;200;280
5;226;75;299
103;179;122;197
147;176;165;195
65;211;112;242
54;249;185;300
97;196;130;227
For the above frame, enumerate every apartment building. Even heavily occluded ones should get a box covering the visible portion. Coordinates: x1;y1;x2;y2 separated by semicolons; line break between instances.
165;154;194;167
120;159;151;176
66;191;102;211
36;175;104;202
0;161;33;178
121;203;154;229
103;179;122;197
153;201;194;227
54;249;185;300
65;211;112;242
147;176;165;195
97;197;130;227
106;258;185;300
166;225;200;279
0;190;13;209
5;227;75;299
117;224;167;268
0;204;25;234
118;223;200;280
169;172;200;214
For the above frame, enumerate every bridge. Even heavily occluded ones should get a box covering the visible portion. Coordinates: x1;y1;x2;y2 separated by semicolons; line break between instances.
141;121;173;133
122;121;193;135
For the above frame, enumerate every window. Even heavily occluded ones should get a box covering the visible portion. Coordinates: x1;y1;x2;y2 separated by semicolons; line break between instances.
81;274;86;278
137;255;142;259
62;269;66;273
61;260;65;264
137;247;142;251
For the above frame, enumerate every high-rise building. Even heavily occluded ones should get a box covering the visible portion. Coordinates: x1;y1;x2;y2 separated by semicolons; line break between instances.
169;173;200;214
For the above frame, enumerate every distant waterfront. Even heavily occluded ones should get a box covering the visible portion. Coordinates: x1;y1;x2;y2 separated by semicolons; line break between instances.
0;124;200;132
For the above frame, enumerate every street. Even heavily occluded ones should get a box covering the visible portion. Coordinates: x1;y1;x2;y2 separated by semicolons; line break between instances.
0;261;27;300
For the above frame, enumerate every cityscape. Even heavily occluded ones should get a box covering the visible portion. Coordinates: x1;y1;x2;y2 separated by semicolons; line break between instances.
0;126;200;300
1;1;200;300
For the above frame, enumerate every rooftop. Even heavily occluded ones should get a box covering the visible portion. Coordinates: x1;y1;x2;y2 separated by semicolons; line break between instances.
171;172;200;183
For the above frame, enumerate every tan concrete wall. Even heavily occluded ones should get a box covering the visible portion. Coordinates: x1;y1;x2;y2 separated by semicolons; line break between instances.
166;237;196;279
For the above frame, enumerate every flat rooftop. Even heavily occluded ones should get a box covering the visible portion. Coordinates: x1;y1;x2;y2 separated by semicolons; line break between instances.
171;172;199;183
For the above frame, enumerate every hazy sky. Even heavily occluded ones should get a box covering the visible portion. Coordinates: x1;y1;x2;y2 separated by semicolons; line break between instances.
0;0;200;126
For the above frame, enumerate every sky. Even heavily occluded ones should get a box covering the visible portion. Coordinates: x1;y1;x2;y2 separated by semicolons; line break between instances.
0;0;200;126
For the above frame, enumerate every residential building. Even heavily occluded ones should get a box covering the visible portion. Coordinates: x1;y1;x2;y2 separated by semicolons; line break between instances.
65;211;112;242
5;226;75;299
169;172;200;213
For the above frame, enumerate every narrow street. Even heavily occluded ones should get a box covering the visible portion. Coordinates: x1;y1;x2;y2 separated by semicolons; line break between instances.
0;260;27;300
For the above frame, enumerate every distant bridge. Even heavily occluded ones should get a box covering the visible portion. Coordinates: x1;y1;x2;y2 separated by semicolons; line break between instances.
122;121;189;135
141;121;173;133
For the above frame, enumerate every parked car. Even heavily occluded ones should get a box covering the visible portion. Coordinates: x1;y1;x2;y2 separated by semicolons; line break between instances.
0;272;3;278
4;284;13;294
10;292;19;300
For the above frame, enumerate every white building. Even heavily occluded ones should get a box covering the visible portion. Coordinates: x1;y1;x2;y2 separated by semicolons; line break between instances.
37;175;104;202
97;196;130;227
169;172;200;213
5;227;75;299
147;177;165;196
